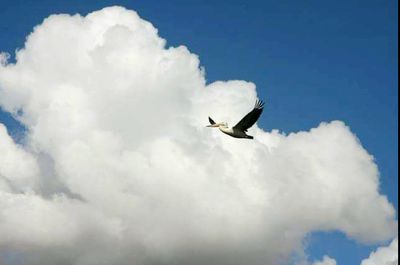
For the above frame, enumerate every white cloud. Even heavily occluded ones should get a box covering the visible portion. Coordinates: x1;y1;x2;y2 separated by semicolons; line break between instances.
361;238;398;265
0;6;397;265
0;124;39;192
313;256;337;265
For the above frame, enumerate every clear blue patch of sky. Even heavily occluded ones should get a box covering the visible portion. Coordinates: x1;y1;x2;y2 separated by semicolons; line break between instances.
0;0;397;264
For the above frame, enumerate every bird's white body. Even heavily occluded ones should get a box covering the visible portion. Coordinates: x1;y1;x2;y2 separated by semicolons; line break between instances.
218;125;250;138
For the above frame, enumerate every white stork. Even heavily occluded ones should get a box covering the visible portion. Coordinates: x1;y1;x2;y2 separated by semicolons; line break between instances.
207;100;265;139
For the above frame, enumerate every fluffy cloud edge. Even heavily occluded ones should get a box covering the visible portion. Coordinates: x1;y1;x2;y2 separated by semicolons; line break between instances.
361;237;398;265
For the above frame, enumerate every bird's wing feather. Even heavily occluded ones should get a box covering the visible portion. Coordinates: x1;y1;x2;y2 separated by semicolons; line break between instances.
208;117;216;125
233;100;264;132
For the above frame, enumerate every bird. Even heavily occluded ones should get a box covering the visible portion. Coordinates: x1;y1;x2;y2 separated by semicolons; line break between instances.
206;99;265;139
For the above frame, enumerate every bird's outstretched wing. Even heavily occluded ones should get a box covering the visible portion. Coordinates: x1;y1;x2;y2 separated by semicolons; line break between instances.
208;117;216;125
233;100;264;132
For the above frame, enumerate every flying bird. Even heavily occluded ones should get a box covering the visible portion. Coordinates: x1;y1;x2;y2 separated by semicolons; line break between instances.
207;100;265;139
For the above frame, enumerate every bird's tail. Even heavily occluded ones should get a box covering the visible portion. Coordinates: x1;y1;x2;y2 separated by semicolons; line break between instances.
246;135;254;139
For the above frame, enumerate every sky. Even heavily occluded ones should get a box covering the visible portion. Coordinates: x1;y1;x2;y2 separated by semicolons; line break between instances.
0;1;397;265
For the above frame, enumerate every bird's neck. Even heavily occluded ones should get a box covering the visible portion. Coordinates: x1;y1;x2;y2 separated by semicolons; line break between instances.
218;124;228;128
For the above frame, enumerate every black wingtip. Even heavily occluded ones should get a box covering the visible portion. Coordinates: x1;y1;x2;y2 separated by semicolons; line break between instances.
255;99;265;109
208;116;216;125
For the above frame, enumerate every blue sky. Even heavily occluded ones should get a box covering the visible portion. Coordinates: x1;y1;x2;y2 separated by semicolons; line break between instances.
0;0;397;264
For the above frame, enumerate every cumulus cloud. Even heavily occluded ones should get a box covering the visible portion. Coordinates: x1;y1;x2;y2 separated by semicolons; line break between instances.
313;256;337;265
0;6;397;265
361;238;398;265
0;124;39;192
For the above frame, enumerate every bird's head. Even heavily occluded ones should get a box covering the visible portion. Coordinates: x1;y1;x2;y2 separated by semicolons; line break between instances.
206;122;227;128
